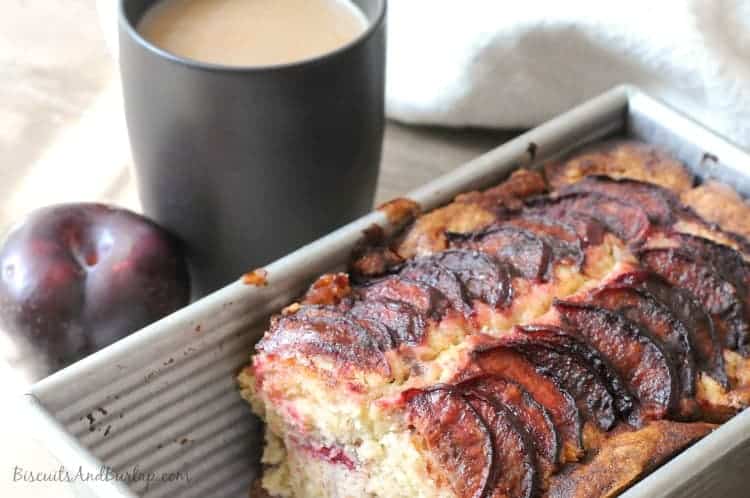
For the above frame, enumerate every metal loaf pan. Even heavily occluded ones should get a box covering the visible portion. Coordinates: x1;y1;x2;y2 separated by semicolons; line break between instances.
24;85;750;497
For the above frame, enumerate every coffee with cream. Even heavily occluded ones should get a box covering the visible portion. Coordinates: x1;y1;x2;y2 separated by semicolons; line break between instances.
137;0;368;67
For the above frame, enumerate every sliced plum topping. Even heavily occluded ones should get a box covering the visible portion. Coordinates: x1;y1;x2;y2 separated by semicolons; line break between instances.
356;276;451;323
614;271;727;387
258;306;391;375
503;214;580;244
672;234;750;344
498;216;584;270
384;250;514;315
639;248;750;355
405;388;493;498
507;326;630;430
521;200;606;247
558;176;677;225
398;257;472;314
586;284;698;418
527;193;651;244
464;393;537;498
348;299;423;348
673;234;750;291
449;226;552;281
554;301;678;422
474;346;584;460
461;375;559;477
431;250;514;308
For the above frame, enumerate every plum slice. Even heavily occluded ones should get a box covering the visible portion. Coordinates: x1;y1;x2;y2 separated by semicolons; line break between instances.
463;393;537;498
449;226;552;281
614;271;727;387
397;257;472;314
526;193;650;243
405;388;494;498
473;346;584;461
554;301;678;422
503;214;580;244
498;216;585;269
507;326;631;430
639;248;750;355
461;375;559;478
674;234;750;290
558;176;677;225
520;201;606;247
586;284;698;418
348;299;423;348
257;305;391;375
386;250;514;314
356;276;451;323
431;250;514;309
673;234;750;330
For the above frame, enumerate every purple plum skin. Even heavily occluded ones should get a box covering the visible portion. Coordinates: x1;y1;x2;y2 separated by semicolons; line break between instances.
0;203;190;379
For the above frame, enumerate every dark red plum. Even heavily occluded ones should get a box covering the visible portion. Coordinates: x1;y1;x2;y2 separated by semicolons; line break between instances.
0;203;190;379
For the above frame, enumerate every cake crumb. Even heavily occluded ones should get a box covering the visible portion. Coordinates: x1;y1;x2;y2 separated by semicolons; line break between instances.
303;273;352;305
377;197;420;225
243;269;269;287
281;302;301;315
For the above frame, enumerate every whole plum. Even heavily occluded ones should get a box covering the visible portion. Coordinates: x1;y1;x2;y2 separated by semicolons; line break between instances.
0;203;190;379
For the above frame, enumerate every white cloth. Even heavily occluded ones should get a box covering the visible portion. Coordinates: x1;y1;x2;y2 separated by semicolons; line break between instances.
97;1;750;148
386;0;750;149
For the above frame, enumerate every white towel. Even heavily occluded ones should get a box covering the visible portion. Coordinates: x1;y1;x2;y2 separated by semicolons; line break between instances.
97;1;750;148
386;0;750;149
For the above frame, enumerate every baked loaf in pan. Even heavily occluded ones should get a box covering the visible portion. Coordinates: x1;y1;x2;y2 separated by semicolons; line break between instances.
239;140;750;498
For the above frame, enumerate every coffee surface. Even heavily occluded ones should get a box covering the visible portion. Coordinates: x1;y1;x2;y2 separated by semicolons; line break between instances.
137;0;367;67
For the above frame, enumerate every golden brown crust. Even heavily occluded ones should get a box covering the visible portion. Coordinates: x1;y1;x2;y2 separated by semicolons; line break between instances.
455;168;549;208
351;246;403;278
396;169;546;259
349;224;405;279
350;169;546;271
681;180;750;241
302;273;352;306
547;421;714;498
377;197;421;226
243;268;269;287
545;140;694;193
396;202;497;259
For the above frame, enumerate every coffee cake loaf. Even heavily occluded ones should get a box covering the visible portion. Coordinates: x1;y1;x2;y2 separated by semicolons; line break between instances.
239;140;750;498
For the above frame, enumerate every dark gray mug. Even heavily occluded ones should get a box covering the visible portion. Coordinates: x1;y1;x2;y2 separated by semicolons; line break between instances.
118;0;386;298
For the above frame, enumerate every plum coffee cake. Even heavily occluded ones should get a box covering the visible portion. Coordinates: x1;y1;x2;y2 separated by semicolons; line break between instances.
238;140;750;498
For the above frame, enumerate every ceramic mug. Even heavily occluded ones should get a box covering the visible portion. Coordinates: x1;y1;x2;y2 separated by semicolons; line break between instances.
118;0;387;297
